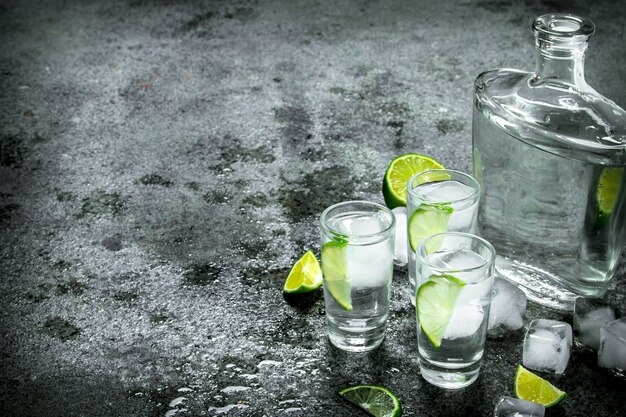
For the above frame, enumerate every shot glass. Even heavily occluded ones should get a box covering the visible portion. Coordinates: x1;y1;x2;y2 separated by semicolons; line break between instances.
406;169;480;304
320;201;396;352
415;232;495;388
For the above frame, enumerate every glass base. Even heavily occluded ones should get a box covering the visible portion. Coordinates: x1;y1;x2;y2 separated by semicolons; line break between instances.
418;358;481;389
327;323;386;352
495;256;578;311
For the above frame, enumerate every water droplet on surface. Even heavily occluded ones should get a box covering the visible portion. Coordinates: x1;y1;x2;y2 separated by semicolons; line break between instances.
221;386;251;394
209;404;249;414
169;397;186;407
257;359;282;367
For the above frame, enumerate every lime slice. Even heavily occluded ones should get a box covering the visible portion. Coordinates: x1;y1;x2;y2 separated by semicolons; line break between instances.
429;274;466;286
597;167;623;223
283;251;323;293
514;364;567;407
321;241;352;311
409;170;452;186
416;275;465;348
339;385;402;417
382;153;445;209
408;203;454;252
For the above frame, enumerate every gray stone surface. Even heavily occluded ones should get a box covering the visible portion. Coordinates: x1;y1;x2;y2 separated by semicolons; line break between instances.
1;0;625;416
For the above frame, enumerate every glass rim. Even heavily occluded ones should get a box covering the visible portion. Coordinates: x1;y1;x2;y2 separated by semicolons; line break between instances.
416;232;496;276
406;169;481;205
320;200;396;241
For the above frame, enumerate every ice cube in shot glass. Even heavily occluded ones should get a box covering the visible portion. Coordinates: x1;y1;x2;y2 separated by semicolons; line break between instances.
392;207;408;266
523;319;572;374
598;317;626;375
488;277;527;335
574;298;615;350
494;396;545;417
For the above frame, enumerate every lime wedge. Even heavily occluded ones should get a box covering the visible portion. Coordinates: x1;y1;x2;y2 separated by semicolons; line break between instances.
597;167;623;223
339;385;402;417
408;203;453;252
383;153;445;209
416;275;465;348
514;364;567;407
321;241;352;311
283;251;323;293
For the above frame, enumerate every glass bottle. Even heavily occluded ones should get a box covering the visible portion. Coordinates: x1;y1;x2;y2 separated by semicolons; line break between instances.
472;14;626;310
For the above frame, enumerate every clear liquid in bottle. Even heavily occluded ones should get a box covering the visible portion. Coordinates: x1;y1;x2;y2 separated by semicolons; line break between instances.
472;14;626;310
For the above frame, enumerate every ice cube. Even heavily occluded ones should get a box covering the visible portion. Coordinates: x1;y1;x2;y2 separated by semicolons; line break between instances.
346;241;392;288
443;301;485;340
488;277;527;333
416;180;478;235
338;213;385;235
447;201;479;234
494;396;545;417
522;319;572;374
391;207;407;266
598;317;626;374
432;248;485;273
417;180;475;202
429;251;491;339
574;298;616;350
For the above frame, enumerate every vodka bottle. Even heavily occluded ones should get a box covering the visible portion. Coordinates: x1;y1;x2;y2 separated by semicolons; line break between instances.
472;14;626;310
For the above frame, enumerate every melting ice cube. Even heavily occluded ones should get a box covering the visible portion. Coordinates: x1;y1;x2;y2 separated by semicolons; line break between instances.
574;298;616;351
416;180;478;235
392;207;407;266
523;319;572;374
488;277;527;333
425;249;491;339
447;201;478;235
494;396;545;417
416;180;475;203
335;213;386;235
429;247;486;283
444;301;485;340
598;317;626;375
443;275;492;340
336;213;394;288
346;240;393;288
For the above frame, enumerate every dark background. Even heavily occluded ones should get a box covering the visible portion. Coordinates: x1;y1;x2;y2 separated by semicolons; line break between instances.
1;0;625;416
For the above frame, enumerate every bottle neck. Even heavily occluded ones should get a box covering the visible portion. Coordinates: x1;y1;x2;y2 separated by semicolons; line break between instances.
533;35;589;86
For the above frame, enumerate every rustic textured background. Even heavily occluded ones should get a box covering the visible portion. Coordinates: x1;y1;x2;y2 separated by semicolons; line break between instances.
1;0;625;416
